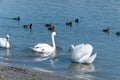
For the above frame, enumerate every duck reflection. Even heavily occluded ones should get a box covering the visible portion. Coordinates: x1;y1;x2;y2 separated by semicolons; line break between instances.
69;62;95;72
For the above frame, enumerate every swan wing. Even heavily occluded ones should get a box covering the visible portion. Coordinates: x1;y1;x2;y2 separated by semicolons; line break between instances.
71;51;87;62
35;43;51;48
85;53;97;63
72;44;93;61
80;44;93;57
0;38;5;47
77;53;97;64
71;43;96;64
30;47;44;52
73;44;85;54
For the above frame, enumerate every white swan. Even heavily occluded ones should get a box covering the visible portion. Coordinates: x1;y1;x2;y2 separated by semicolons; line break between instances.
69;44;97;64
30;32;56;53
0;34;10;48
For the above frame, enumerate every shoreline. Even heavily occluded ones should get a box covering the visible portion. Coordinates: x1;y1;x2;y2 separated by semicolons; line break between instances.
0;64;83;80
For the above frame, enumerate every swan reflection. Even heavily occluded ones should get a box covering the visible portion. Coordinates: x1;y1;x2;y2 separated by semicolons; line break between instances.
69;62;95;72
5;49;11;57
34;52;56;62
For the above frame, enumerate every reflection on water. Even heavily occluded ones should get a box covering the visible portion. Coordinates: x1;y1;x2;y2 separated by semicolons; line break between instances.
0;48;11;61
69;62;95;72
5;49;11;57
35;57;49;62
69;62;95;80
33;52;56;62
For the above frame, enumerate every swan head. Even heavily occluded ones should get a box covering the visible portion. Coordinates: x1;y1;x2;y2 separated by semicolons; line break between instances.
69;44;74;52
52;32;56;36
6;34;10;41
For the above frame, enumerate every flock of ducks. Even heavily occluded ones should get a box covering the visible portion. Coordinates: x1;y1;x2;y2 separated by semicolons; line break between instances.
66;18;80;27
13;16;120;36
0;16;120;64
44;18;80;32
45;23;55;32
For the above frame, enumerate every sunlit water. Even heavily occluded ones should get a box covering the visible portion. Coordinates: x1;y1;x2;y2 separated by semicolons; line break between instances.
0;0;120;80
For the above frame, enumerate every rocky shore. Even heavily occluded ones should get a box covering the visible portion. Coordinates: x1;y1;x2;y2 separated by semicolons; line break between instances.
0;65;83;80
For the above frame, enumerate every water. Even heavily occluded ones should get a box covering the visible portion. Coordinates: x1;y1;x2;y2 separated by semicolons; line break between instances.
0;0;120;80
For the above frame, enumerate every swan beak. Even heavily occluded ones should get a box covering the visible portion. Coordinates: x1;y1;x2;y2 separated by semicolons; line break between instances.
69;47;72;52
6;37;9;42
69;48;71;52
6;34;10;42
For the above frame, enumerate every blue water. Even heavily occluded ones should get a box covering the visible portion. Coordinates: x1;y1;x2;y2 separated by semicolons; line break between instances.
0;0;120;80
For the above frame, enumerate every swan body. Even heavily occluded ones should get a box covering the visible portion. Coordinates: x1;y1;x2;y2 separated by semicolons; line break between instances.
70;44;97;64
0;34;10;48
30;32;56;53
31;43;55;53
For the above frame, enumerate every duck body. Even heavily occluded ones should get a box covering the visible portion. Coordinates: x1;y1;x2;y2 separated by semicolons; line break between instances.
45;23;55;31
48;26;55;31
102;28;110;33
116;32;120;36
70;44;97;64
23;24;32;29
13;16;20;21
45;23;53;27
75;18;79;23
66;22;72;26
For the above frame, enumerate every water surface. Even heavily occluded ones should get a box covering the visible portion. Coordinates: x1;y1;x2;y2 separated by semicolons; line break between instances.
0;0;120;80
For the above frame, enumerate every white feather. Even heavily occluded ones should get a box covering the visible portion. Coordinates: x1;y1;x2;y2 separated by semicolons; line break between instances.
30;32;56;53
0;35;10;48
70;44;97;64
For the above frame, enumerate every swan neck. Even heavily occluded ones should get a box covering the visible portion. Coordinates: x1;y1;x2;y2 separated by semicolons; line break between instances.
5;38;9;48
5;39;8;48
52;34;55;50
